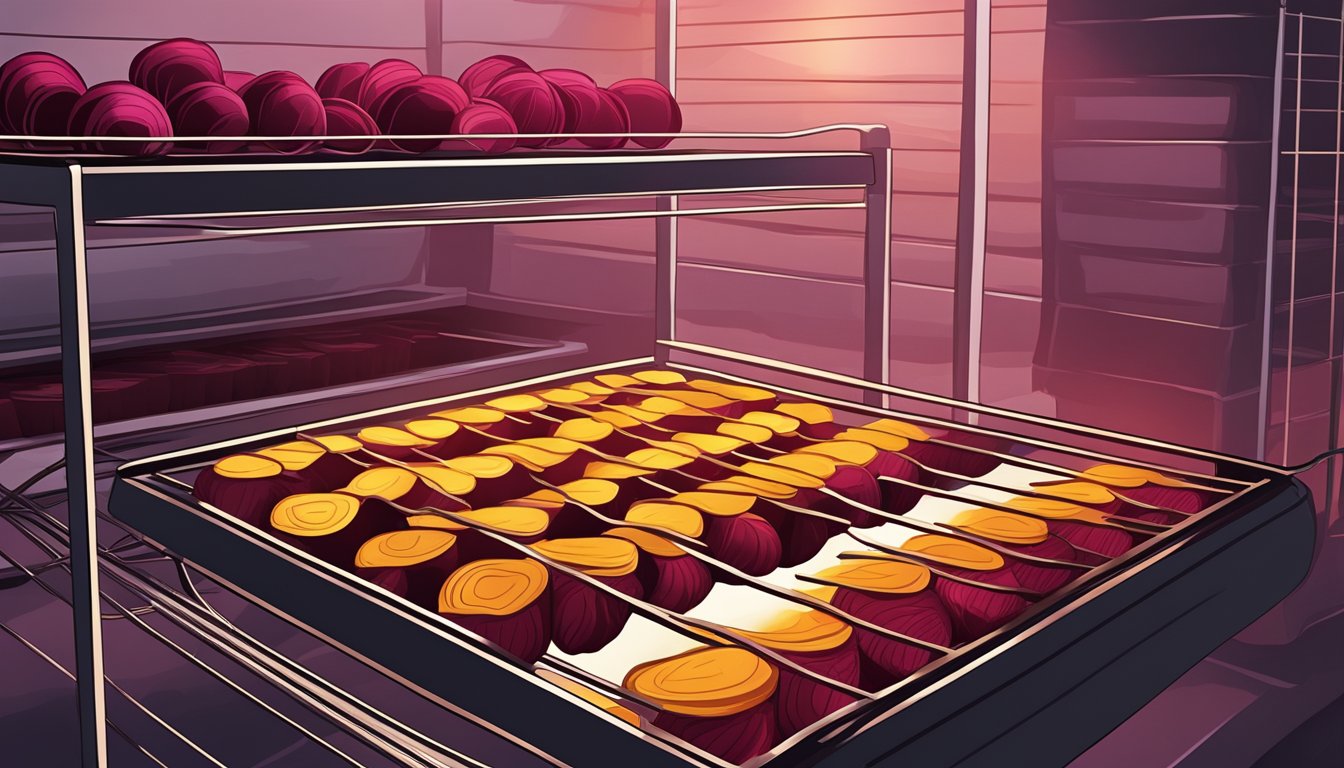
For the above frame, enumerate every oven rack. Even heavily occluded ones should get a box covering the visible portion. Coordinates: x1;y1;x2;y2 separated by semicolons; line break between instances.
0;124;895;765
107;358;1314;768
0;468;522;768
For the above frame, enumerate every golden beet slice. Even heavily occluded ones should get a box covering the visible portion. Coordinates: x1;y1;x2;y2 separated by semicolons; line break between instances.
625;646;780;763
438;558;551;664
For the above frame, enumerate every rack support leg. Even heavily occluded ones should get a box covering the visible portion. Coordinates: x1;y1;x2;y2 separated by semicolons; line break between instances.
54;165;108;768
862;130;893;407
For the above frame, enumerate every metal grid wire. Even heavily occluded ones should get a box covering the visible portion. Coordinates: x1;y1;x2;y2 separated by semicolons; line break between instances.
0;451;520;768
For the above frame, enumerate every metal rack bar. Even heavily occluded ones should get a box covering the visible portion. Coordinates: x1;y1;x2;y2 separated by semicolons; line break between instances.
51;164;108;768
861;127;893;407
654;0;679;366
660;340;1278;480
952;0;990;412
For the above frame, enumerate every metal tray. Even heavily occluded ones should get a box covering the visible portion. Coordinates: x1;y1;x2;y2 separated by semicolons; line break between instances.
108;362;1315;768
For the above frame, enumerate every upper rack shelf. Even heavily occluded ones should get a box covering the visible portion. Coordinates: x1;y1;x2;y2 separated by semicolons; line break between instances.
0;126;889;225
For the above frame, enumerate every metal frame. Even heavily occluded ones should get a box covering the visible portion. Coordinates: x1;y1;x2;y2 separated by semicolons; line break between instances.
108;357;1312;768
0;129;893;768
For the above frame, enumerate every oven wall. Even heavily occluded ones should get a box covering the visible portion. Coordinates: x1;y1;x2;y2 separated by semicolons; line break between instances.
671;1;1049;411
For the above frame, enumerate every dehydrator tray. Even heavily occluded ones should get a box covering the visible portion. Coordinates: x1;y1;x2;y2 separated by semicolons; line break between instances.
108;360;1314;768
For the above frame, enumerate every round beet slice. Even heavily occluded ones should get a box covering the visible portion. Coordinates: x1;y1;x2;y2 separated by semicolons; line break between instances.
166;80;247;152
67;81;172;155
315;61;370;102
609;77;681;149
129;38;223;103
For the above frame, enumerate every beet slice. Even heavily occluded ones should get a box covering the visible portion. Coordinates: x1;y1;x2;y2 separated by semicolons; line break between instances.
355;58;422;119
193;453;314;526
450;98;517;153
252;439;364;490
407;504;551;562
67;81;172;155
315;62;370;102
438;558;552;664
609;78;681;149
1;52;86;144
129;38;223;103
321;97;377;154
737;610;862;734
166;80;248;152
269;492;405;566
484;70;563;147
237;71;325;153
531;536;643;654
354;528;460;607
603;527;713;613
625;646;779;764
374;76;468;152
458;54;530;98
812;558;951;689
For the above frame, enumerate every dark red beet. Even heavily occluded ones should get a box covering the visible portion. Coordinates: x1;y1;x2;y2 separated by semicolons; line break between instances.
737;612;863;733
459;54;530;98
934;577;1030;642
832;586;950;688
448;98;517;153
355;59;421;119
655;703;777;763
903;429;1006;480
67;82;172;155
354;528;460;608
237;72;326;153
438;558;552;664
604;528;713;613
129;38;223;103
1;52;86;140
321;97;377;153
609;78;681;149
586;88;630;150
315;62;370;102
551;569;642;653
192;455;314;528
702;512;782;576
774;644;861;733
539;68;600;146
375;76;468;152
166;81;248;152
484;70;562;147
269;494;406;566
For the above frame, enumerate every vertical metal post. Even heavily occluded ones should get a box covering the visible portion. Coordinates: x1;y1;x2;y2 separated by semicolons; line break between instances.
862;128;893;406
54;165;108;768
952;0;990;413
1257;5;1288;462
653;0;678;362
425;0;444;76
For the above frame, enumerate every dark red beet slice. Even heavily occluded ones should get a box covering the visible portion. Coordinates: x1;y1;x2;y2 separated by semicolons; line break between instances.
315;62;370;102
67;82;172;155
129;38;223;103
458;54;530;98
237;71;326;153
374;76;468;152
321;97;377;154
355;58;421;119
447;97;518;153
166;81;248;152
2;53;85;146
484;70;563;148
609;78;681;149
702;512;782;576
438;558;552;664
